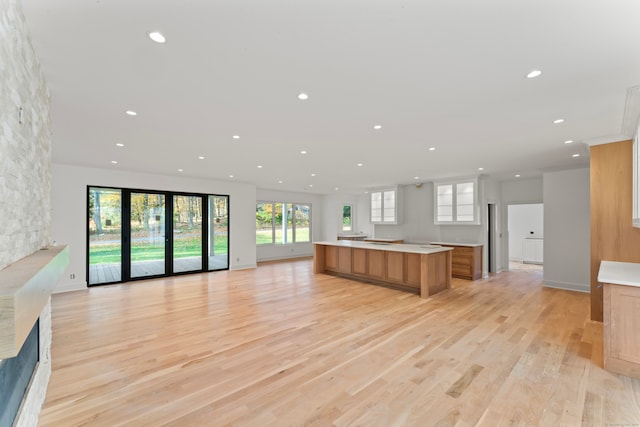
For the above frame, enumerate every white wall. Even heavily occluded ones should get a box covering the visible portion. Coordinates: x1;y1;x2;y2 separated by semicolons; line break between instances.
256;189;324;261
321;193;371;241
542;168;590;292
51;164;257;292
372;183;441;243
507;204;544;261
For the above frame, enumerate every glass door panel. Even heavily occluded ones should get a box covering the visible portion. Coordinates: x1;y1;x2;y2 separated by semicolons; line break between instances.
173;195;203;273
130;192;166;278
209;195;229;270
88;187;122;285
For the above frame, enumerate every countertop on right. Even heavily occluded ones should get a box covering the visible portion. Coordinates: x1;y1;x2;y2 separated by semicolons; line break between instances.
598;260;640;287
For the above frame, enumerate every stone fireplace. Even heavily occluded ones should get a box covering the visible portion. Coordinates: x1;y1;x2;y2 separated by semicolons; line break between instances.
0;246;67;426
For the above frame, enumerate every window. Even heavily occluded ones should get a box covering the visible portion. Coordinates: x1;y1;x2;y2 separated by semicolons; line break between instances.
342;205;353;231
434;179;478;224
256;201;312;244
370;188;398;224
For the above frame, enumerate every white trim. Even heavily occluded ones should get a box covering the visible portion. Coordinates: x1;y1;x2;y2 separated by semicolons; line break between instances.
53;281;87;293
231;263;257;270
542;280;590;293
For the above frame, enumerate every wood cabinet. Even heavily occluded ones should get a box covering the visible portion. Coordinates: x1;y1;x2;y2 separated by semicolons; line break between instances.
435;244;482;280
604;283;640;378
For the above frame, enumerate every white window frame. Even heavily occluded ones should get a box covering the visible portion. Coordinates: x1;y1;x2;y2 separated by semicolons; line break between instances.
370;188;399;224
434;178;479;225
342;204;354;232
256;201;312;245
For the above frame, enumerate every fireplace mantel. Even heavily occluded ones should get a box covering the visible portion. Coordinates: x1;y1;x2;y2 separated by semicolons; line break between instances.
0;245;69;359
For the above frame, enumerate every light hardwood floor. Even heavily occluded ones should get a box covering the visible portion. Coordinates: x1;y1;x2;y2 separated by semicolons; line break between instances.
40;259;640;426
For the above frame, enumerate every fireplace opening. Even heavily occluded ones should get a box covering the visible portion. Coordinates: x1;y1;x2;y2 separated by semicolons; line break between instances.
0;319;40;426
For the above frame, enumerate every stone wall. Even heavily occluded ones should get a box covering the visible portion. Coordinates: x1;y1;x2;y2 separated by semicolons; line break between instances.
0;0;52;423
0;0;52;271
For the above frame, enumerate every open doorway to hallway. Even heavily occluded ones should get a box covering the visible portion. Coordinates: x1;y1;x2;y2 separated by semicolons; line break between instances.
507;203;543;273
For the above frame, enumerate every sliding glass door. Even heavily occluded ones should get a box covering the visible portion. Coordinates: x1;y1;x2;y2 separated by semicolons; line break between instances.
173;194;203;273
209;195;229;270
88;187;122;285
130;192;166;279
87;187;229;286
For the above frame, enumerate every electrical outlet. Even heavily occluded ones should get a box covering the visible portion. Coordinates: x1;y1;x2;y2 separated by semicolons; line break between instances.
70;273;75;279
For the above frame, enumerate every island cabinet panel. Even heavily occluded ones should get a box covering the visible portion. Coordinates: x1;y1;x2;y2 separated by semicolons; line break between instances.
367;250;386;280
386;252;405;284
604;283;640;378
422;251;451;297
405;253;422;288
324;246;339;271
352;248;368;276
337;247;352;274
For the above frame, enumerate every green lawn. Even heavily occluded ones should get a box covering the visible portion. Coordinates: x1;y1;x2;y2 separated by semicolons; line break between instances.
256;227;310;245
89;234;229;265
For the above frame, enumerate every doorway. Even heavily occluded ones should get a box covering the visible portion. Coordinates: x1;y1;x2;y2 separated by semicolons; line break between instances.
507;203;543;272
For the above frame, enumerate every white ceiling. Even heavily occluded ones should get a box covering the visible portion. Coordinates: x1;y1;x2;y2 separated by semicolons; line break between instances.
21;0;640;194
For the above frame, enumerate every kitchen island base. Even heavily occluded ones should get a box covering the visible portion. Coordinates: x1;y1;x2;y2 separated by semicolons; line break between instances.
314;241;452;298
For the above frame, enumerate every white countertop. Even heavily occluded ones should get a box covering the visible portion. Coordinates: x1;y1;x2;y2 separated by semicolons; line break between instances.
315;240;453;255
598;261;640;287
430;242;483;247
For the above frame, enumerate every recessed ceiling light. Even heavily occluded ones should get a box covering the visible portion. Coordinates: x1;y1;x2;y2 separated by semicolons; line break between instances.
357;163;363;167
515;174;521;178
126;110;137;116
148;31;166;43
278;180;283;184
374;125;382;130
257;165;263;169
300;150;308;154
478;167;484;171
309;184;313;188
428;147;436;151
526;70;542;79
553;119;564;124
311;173;316;177
198;156;205;160
364;191;369;194
233;135;240;139
335;187;339;191
564;140;574;144
178;168;184;172
116;143;124;147
228;174;234;178
414;176;419;180
572;154;580;158
298;93;309;100
111;160;118;164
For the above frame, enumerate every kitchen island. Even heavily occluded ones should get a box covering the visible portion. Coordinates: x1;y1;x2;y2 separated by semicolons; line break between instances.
314;240;453;298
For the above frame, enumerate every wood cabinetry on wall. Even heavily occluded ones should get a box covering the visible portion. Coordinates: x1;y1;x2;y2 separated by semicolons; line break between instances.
590;140;640;322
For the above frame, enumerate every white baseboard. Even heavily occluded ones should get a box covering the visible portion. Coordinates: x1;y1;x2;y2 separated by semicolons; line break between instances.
230;263;257;271
543;280;590;293
256;254;313;263
53;281;87;293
